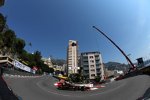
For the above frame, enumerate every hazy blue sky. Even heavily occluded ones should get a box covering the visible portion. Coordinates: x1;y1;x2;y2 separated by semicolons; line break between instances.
0;0;150;63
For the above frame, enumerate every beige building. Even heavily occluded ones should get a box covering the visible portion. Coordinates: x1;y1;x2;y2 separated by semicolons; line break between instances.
42;57;53;68
67;40;79;75
105;68;115;78
81;52;105;80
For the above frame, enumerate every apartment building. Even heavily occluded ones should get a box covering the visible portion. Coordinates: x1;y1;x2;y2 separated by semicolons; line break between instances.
81;52;105;80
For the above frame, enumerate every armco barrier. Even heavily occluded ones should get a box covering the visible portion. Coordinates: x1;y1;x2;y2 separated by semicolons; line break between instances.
3;67;34;76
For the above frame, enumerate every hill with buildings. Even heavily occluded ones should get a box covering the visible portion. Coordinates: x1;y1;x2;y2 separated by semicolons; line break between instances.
104;62;129;71
51;59;66;66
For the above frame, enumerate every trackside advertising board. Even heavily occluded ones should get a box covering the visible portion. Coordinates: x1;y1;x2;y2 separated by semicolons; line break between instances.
13;60;31;72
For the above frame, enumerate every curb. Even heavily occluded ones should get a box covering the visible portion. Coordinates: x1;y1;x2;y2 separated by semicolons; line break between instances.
94;85;106;88
3;74;41;78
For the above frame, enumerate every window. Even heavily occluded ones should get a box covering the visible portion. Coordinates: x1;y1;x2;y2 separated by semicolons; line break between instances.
83;61;88;63
96;60;100;63
83;65;88;68
97;69;100;73
91;69;95;72
71;42;77;46
90;65;94;68
90;56;93;58
84;70;89;73
90;60;94;63
91;74;95;77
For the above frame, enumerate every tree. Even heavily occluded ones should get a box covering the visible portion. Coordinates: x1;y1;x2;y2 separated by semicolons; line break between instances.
0;0;5;7
0;33;4;49
0;2;53;75
0;13;5;54
14;38;25;56
95;76;101;83
0;11;53;74
40;62;52;73
49;68;54;73
1;29;16;56
33;51;42;63
69;73;82;83
0;13;6;32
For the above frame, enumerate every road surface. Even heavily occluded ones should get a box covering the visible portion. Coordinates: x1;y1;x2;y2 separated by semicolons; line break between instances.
3;75;150;100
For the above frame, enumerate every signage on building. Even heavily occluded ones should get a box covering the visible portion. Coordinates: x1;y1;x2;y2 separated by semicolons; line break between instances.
13;60;31;72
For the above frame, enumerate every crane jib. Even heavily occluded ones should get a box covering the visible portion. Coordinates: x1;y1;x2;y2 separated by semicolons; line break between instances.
92;26;135;70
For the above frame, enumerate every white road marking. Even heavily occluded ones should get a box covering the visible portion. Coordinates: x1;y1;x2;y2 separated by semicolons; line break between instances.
89;82;126;96
3;74;41;78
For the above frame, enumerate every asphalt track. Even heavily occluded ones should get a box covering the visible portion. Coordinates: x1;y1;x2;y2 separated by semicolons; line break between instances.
3;75;150;100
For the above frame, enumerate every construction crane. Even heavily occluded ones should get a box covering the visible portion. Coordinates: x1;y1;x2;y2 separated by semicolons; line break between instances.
93;26;136;72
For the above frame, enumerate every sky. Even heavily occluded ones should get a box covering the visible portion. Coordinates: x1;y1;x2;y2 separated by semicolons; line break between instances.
0;0;150;63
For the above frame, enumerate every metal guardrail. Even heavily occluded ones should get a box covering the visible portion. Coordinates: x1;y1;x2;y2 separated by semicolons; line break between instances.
2;67;34;76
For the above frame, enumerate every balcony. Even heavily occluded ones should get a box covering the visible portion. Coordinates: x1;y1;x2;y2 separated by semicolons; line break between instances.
96;70;101;74
97;73;101;76
84;71;89;74
83;67;89;71
83;59;88;61
83;63;89;65
96;63;100;66
83;65;88;67
95;57;99;60
96;67;100;69
96;61;100;64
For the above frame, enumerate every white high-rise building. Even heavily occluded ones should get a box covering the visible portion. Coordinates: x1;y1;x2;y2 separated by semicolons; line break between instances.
67;40;78;75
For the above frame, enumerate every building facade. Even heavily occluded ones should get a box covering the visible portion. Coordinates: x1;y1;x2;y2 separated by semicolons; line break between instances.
42;57;53;68
67;40;79;75
81;52;105;80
